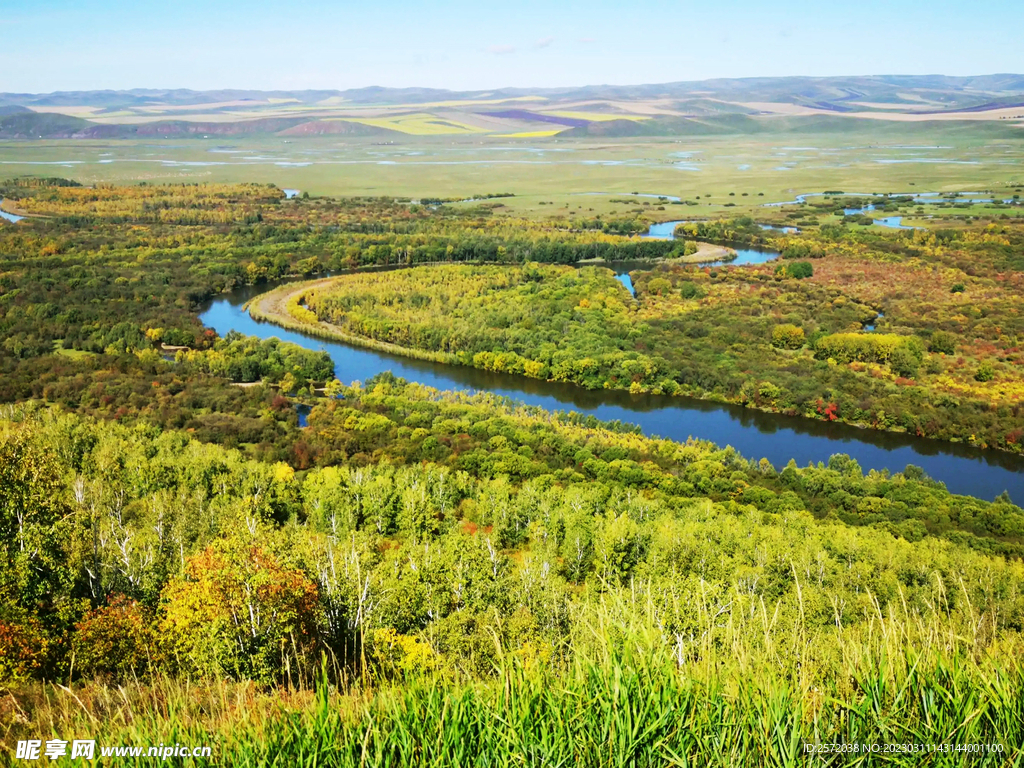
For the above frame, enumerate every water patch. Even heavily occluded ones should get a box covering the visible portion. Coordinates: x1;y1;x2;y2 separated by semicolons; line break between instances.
642;220;686;239
0;200;24;223
874;159;981;165
709;248;779;267
159;160;226;167
874;216;916;230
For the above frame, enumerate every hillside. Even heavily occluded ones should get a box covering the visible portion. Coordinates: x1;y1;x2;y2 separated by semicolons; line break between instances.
3;74;1024;140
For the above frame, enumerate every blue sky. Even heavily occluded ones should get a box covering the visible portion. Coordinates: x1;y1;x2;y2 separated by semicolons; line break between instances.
2;0;1023;93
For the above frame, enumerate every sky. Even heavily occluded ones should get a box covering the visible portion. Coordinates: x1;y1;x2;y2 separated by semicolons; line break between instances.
2;0;1023;93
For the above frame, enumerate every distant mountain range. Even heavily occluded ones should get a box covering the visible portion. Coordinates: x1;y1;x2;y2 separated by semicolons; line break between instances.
3;75;1023;140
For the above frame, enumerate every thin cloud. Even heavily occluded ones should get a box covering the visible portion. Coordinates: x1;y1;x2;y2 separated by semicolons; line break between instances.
578;37;595;44
535;37;554;49
488;44;516;55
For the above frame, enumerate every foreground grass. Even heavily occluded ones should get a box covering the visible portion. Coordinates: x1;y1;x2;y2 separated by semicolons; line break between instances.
6;596;1024;767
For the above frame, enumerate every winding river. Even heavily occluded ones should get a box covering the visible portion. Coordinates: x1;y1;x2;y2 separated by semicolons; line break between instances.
198;229;1024;502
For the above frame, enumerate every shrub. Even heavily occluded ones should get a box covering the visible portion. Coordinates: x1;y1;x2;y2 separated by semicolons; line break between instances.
975;363;995;382
679;281;705;300
777;261;813;279
889;346;920;378
0;617;49;683
73;595;154;681
951;283;966;293
771;324;806;350
647;278;671;296
928;331;957;355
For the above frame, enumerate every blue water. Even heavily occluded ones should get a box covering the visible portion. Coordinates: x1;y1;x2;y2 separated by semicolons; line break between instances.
874;216;915;230
725;248;781;266
0;200;24;223
643;220;685;239
614;272;636;296
575;192;683;202
768;191;1015;208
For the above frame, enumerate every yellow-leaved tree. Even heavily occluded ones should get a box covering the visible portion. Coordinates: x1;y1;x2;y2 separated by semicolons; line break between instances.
160;537;321;682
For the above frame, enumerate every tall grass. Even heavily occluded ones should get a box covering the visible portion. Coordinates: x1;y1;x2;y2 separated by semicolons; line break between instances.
5;587;1023;766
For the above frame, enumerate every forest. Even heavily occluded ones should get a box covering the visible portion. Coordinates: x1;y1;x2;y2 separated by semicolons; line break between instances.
2;179;1024;764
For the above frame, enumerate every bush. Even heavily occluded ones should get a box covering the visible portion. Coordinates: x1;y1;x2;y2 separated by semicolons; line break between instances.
679;281;705;300
951;283;966;293
975;363;995;382
781;243;824;259
647;278;672;296
0;617;49;683
777;261;813;279
73;595;154;681
889;346;920;378
771;324;806;350
928;331;957;355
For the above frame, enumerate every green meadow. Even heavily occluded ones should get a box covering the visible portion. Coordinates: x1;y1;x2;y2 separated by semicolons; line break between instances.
1;120;1021;221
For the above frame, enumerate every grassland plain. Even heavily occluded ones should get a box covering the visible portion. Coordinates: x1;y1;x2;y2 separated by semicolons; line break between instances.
0;120;1021;216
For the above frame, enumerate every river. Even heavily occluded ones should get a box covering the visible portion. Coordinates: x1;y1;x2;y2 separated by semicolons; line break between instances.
199;268;1024;502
